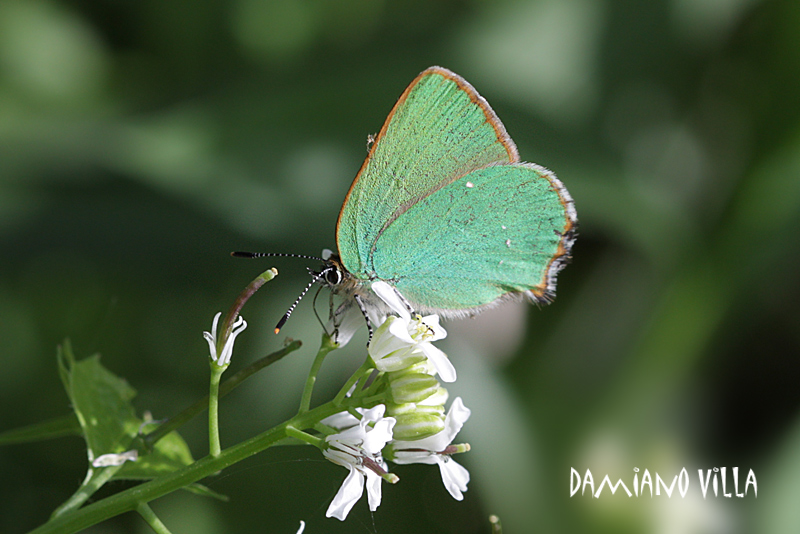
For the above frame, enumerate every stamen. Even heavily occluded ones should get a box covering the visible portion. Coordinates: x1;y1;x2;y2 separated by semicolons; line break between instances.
441;443;471;455
362;456;399;483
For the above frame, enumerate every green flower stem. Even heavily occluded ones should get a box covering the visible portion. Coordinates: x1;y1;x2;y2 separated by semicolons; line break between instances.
28;401;343;534
51;462;125;518
361;374;386;398
357;394;386;407
206;267;279;458
298;333;338;414
285;425;324;449
142;341;301;449
333;359;375;405
208;365;225;457
136;503;172;534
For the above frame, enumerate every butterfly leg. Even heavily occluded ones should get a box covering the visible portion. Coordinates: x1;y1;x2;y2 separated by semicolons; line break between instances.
353;293;374;345
326;290;343;341
391;285;416;316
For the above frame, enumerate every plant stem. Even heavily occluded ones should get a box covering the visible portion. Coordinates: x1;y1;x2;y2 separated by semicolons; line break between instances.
51;462;123;518
136;503;172;534
141;341;301;449
298;334;338;414
27;402;342;534
208;365;224;457
333;359;374;405
285;425;323;448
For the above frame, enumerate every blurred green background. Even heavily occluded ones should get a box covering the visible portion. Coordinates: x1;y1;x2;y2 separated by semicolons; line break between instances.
2;0;799;532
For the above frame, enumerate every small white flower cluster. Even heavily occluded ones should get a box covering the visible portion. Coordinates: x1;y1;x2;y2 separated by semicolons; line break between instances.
200;280;471;522
203;312;247;368
321;406;397;520
322;281;471;521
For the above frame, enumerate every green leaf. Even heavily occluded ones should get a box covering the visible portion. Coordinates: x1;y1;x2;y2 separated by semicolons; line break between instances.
51;342;199;516
117;427;194;479
0;414;81;445
58;341;138;459
57;341;194;480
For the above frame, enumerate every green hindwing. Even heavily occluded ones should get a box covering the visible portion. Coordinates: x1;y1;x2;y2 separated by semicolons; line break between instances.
372;163;574;314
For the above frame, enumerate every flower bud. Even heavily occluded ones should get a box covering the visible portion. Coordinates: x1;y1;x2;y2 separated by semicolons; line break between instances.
390;411;446;441
385;402;416;416
373;348;427;373
369;317;428;371
419;385;449;406
388;371;440;404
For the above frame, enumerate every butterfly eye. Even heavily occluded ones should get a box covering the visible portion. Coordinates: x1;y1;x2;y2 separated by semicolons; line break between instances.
325;268;342;286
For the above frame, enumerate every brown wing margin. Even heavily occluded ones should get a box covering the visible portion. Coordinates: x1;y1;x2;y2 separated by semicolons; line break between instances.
526;164;578;304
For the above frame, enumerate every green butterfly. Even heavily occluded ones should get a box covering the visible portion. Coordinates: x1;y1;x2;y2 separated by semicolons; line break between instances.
241;66;576;343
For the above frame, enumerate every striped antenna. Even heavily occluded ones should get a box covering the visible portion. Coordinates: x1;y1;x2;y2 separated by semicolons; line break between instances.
273;273;322;334
231;251;325;262
231;251;328;334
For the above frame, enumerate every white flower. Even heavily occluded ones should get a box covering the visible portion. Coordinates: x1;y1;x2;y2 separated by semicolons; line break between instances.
369;282;456;382
91;449;138;468
203;312;247;367
390;397;472;500
370;280;413;321
321;405;384;431
323;405;398;520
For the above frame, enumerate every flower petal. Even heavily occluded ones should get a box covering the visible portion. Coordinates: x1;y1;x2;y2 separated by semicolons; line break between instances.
360;404;387;422
218;316;247;366
328;422;368;445
321;411;360;430
203;332;218;361
387;315;416;343
365;470;383;511
92;449;138;467
371;281;410;320
420;343;457;383
326;465;365;520
442;397;471;440
369;317;415;361
203;312;222;361
362;417;395;454
438;457;470;501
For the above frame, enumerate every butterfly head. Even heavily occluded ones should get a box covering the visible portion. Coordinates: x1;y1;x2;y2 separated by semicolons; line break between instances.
314;253;362;295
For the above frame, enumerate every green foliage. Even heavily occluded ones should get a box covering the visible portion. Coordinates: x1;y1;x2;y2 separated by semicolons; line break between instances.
57;341;194;482
57;343;139;462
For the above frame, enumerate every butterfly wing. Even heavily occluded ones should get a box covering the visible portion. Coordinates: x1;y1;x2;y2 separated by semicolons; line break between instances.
336;66;518;279
371;163;576;316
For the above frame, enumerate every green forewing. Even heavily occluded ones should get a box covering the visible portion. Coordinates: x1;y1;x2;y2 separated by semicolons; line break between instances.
372;164;566;310
337;68;516;277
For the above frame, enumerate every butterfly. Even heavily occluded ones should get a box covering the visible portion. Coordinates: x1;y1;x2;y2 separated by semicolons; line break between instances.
238;66;576;344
